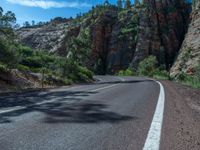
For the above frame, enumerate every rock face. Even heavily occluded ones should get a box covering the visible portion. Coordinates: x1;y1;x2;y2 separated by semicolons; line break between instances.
170;1;200;76
132;0;190;69
91;8;138;74
17;20;79;55
90;9;118;74
17;1;191;74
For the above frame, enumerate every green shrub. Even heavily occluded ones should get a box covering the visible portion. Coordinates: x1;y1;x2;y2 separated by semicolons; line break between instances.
17;64;30;71
177;61;200;89
116;68;135;76
152;69;170;80
138;56;157;77
136;56;170;80
17;46;33;57
0;39;19;68
176;70;200;89
0;63;8;72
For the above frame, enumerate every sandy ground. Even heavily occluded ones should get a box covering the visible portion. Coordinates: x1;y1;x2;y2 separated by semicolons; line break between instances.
160;80;200;150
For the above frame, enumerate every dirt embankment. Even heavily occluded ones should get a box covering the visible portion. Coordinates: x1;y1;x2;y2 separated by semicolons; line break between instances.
0;69;66;93
161;80;200;150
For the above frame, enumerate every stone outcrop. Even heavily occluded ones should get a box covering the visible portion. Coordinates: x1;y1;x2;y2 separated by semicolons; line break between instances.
17;20;78;55
170;1;200;76
0;69;66;92
132;0;190;69
17;6;139;74
91;7;139;74
17;1;191;74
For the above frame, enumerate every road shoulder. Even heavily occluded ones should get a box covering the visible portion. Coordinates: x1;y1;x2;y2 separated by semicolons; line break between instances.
160;80;200;150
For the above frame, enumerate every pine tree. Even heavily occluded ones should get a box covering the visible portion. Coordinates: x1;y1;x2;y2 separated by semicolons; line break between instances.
125;0;131;9
135;0;140;6
104;0;109;6
142;0;145;5
117;0;123;9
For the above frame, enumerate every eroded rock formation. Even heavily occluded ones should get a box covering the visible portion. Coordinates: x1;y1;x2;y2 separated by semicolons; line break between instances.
132;0;190;69
17;0;192;74
170;0;200;76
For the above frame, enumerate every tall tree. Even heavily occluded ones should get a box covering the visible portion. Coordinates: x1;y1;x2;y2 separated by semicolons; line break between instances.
141;0;145;4
117;0;123;9
135;0;140;6
23;21;30;27
104;0;110;6
125;0;131;9
0;7;16;28
31;20;35;26
0;7;16;36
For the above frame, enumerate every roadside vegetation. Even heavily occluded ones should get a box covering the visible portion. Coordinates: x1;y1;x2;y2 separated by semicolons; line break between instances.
175;61;200;89
0;6;93;87
116;56;200;89
116;56;170;80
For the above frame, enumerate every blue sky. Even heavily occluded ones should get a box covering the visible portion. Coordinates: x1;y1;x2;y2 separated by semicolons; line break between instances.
1;0;134;25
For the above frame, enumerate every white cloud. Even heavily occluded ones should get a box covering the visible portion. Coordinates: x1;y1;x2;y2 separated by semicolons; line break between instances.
6;0;91;9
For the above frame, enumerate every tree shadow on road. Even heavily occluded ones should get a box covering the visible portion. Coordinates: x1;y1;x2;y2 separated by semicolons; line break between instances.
0;90;134;124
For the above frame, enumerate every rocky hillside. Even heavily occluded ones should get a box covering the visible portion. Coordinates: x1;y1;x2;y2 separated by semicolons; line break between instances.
132;0;190;69
17;19;72;54
170;0;200;76
17;0;192;75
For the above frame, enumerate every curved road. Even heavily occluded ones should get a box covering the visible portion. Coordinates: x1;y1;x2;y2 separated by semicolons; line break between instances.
0;76;163;150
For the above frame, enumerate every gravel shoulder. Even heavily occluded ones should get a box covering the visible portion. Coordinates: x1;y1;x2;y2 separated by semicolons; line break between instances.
160;80;200;150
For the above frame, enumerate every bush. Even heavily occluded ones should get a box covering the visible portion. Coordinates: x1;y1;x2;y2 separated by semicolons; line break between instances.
177;73;200;89
175;67;200;89
0;39;19;68
0;63;8;72
68;65;93;82
138;56;157;77
16;64;30;72
152;69;170;80
116;68;135;76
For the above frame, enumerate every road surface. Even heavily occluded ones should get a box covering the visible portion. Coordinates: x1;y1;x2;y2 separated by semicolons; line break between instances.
0;76;163;150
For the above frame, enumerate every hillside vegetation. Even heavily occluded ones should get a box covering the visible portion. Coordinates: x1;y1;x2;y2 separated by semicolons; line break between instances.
0;7;93;91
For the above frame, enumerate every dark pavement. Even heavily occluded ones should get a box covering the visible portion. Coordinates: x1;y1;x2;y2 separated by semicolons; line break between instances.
0;76;160;150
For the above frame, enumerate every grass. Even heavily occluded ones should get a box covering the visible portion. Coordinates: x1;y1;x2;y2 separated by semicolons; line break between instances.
176;73;200;89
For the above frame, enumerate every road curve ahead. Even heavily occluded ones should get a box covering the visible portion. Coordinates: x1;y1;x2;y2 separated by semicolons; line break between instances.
0;76;163;150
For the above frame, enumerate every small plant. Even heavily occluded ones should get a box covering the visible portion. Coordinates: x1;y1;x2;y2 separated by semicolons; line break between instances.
0;63;8;72
116;67;135;76
175;64;200;89
138;56;157;77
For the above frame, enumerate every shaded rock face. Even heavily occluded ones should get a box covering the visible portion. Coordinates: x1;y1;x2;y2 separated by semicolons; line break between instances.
132;0;190;69
91;8;138;74
170;1;200;76
90;10;118;74
17;1;191;75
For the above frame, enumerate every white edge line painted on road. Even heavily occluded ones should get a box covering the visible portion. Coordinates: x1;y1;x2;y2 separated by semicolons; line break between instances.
143;81;165;150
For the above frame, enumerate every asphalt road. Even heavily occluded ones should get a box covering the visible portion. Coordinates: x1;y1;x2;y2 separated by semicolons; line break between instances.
0;76;161;150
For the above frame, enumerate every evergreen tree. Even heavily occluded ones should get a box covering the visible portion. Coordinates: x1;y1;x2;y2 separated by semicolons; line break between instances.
0;7;16;36
0;7;16;28
142;0;145;4
117;0;123;9
125;0;131;9
32;20;35;26
135;0;140;6
104;0;109;6
23;21;30;27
